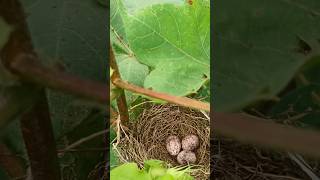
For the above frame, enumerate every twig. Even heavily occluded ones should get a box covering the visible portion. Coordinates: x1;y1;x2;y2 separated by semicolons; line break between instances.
288;152;320;180
9;54;108;105
109;44;129;123
113;78;210;112
214;112;320;158
111;26;134;56
114;115;121;147
60;129;109;156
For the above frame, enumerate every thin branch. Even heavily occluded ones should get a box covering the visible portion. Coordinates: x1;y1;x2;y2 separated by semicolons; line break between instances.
109;44;129;123
60;129;109;156
9;54;108;105
214;113;320;158
113;78;210;112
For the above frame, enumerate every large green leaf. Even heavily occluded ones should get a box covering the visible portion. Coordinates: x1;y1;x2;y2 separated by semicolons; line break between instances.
122;0;183;13
123;0;210;96
213;0;320;111
111;0;126;41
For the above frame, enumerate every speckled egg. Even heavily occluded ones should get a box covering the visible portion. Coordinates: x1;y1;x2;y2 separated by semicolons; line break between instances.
177;150;196;165
166;135;181;156
182;134;199;151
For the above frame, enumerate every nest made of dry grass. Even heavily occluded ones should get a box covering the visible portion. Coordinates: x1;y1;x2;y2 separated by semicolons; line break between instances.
212;136;316;180
114;103;210;180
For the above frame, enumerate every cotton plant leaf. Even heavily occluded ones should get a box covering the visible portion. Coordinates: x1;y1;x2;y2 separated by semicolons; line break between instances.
122;0;210;97
213;0;320;111
122;0;183;13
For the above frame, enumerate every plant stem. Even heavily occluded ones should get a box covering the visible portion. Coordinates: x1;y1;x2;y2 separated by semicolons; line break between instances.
113;78;210;112
20;89;61;180
109;44;129;123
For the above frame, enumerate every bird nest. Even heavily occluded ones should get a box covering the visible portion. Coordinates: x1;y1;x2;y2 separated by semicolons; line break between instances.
113;103;210;180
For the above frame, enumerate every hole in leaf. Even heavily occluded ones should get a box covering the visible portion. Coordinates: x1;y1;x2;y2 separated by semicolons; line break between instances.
202;74;208;79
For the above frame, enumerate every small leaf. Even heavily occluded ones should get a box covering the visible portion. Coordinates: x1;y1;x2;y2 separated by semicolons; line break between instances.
117;55;149;105
110;145;119;169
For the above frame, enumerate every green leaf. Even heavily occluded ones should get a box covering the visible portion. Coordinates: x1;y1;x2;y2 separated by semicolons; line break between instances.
110;145;119;170
193;81;210;102
213;0;320;111
156;174;175;180
122;0;183;13
111;0;127;41
110;163;152;180
144;159;164;170
118;56;149;87
118;55;149;105
144;62;208;96
297;56;320;85
123;0;210;96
